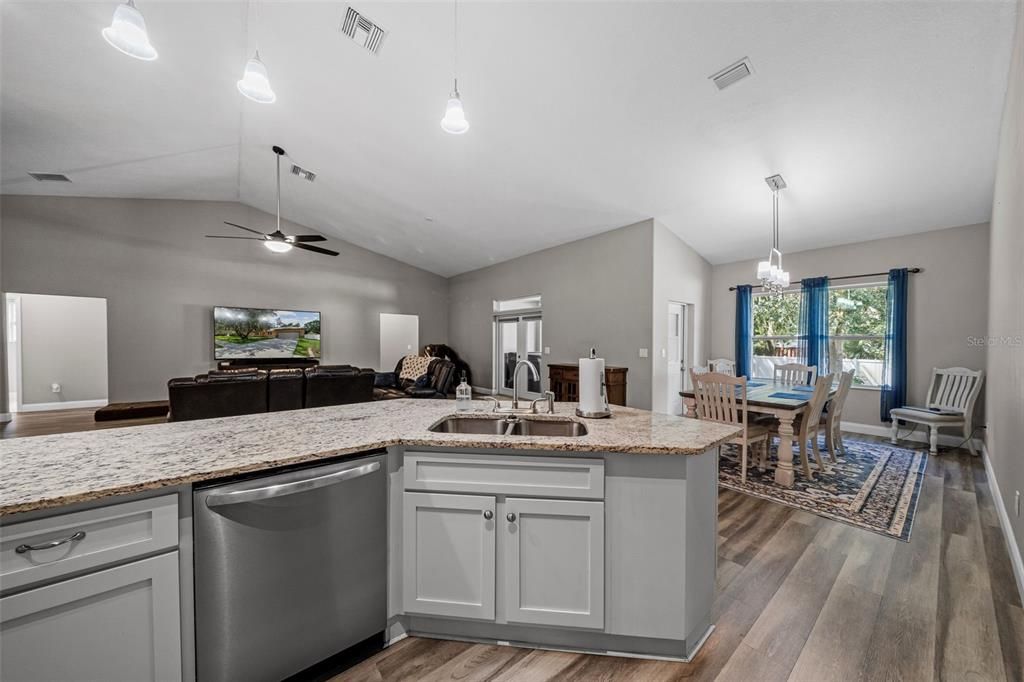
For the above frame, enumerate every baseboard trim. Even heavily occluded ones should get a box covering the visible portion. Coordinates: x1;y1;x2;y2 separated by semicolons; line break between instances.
17;399;108;413
0;412;11;423
841;420;983;451
980;441;1024;604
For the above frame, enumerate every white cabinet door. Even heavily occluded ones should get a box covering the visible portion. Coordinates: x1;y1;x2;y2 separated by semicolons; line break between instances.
403;492;496;620
504;498;604;629
1;552;182;682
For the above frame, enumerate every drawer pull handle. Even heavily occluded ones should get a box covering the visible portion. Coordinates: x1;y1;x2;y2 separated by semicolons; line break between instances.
16;531;86;554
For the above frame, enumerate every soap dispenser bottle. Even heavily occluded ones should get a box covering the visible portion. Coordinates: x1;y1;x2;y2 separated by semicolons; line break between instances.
456;371;472;411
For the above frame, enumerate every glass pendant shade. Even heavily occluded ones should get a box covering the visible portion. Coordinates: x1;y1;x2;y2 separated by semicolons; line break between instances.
237;53;276;104
756;260;771;280
440;90;469;134
264;239;292;253
102;1;158;61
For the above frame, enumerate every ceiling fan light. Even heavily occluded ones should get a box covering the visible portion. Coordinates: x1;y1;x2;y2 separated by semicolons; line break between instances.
264;239;292;253
440;92;469;135
237;53;276;104
102;1;158;61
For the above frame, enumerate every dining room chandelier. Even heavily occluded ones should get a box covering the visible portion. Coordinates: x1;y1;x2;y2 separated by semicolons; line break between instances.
756;174;790;295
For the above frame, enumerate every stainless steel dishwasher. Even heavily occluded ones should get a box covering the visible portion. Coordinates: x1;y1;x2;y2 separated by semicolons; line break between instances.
193;452;386;682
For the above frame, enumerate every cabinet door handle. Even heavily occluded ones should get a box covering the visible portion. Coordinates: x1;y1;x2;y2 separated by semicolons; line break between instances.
16;530;86;554
483;510;493;520
506;512;517;522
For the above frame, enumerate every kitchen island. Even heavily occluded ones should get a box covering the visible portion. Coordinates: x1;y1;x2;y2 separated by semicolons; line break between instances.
0;400;739;680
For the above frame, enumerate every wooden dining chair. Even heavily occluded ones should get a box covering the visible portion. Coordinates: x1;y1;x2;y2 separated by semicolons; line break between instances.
889;367;984;455
690;371;771;483
709;358;736;376
774;363;818;385
821;370;854;461
771;373;834;480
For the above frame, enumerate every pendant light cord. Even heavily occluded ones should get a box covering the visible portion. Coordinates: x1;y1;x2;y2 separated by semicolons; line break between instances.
453;0;459;92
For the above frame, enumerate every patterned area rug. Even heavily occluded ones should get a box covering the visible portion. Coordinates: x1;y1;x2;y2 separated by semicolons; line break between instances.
718;437;927;541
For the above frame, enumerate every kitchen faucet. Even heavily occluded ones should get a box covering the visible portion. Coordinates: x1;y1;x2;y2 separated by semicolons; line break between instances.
481;359;554;414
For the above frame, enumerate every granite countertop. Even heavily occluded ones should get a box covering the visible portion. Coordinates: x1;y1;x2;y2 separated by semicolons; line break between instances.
0;400;740;516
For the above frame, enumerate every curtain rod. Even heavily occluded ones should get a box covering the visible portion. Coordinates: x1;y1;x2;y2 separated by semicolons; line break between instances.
728;267;921;292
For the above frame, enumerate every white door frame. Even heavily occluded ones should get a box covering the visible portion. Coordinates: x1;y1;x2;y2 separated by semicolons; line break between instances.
5;293;23;414
666;301;688;416
493;310;543;399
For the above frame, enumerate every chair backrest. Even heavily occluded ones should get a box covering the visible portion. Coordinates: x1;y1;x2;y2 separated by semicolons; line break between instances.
774;363;818;385
691;364;710;376
926;367;984;414
804;373;835;426
827;370;854;420
709;358;736;376
690;370;750;428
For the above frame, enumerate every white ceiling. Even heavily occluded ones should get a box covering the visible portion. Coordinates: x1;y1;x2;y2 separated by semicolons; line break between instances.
1;1;1017;276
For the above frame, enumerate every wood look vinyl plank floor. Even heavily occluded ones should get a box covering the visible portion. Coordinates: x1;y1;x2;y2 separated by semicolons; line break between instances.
3;413;1019;681
334;436;1023;682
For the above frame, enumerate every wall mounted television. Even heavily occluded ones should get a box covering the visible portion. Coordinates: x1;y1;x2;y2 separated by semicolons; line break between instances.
213;306;321;360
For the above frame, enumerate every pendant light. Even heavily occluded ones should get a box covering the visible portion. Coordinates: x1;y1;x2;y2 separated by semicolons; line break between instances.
102;0;158;61
756;175;790;295
237;2;276;104
440;1;469;134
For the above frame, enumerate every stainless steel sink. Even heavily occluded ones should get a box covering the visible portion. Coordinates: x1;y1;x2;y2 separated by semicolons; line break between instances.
428;415;588;437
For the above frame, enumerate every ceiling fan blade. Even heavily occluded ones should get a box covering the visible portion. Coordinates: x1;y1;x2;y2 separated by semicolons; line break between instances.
294;242;340;257
290;235;327;243
223;221;266;236
205;235;265;240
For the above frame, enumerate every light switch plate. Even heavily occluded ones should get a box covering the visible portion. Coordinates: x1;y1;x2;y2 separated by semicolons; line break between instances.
544;347;551;355
639;348;649;358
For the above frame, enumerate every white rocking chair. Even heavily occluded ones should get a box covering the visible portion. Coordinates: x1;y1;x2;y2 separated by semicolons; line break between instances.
889;367;984;455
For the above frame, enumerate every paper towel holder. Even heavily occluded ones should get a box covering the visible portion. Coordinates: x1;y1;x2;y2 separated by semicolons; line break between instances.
576;348;612;418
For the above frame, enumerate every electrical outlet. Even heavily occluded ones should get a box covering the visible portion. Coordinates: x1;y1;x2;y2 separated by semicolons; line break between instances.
51;383;61;394
1016;490;1021;518
639;348;649;358
544;347;551;355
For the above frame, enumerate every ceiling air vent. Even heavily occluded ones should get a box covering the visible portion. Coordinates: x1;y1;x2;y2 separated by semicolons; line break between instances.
290;164;316;182
27;171;71;182
709;58;754;91
340;7;387;55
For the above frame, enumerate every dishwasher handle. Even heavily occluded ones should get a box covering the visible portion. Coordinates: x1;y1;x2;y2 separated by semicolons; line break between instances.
205;460;380;508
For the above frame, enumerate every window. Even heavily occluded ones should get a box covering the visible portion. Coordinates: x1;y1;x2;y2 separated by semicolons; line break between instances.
751;283;886;387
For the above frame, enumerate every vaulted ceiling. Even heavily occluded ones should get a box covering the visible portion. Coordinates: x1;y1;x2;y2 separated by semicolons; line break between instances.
1;1;1016;276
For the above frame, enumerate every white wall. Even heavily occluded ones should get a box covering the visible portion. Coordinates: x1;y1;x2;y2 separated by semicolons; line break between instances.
651;222;712;414
1;196;450;403
15;293;108;407
709;223;990;428
986;0;1024;578
448;220;655;408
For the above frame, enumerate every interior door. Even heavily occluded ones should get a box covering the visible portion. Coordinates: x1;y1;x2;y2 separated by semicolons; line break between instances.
503;497;604;629
667;302;687;415
402;492;496;620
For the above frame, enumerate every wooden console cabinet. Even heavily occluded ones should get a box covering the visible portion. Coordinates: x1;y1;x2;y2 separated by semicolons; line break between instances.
547;363;628;406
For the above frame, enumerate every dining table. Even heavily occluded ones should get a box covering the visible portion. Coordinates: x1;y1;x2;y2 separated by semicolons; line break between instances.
681;379;838;488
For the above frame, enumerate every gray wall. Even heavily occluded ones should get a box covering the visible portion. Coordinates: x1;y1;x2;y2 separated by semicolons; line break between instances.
986;0;1024;571
651;222;712;414
0;196;450;403
709;223;990;428
17;293;109;406
448;220;655;409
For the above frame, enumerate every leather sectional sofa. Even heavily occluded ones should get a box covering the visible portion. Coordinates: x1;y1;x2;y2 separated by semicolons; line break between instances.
168;365;375;422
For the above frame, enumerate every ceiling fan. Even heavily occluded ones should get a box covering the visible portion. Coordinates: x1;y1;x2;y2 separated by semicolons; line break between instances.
206;146;339;257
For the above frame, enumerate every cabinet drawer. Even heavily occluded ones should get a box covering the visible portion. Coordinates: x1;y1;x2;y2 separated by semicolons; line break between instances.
404;452;603;499
1;495;178;592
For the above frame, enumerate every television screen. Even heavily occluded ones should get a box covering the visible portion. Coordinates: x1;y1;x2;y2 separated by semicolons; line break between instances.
214;307;321;359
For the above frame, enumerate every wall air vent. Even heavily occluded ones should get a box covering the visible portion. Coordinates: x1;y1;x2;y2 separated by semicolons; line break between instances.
290;164;316;182
27;171;71;182
340;7;387;55
709;58;754;91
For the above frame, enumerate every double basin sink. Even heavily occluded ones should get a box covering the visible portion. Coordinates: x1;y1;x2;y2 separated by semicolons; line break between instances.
429;414;588;438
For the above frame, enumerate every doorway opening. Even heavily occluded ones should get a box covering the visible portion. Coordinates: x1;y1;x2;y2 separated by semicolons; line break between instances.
666;301;689;416
493;295;542;399
5;293;109;413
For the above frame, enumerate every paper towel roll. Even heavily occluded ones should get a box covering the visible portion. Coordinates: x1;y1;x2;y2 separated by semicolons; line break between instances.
578;357;607;415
